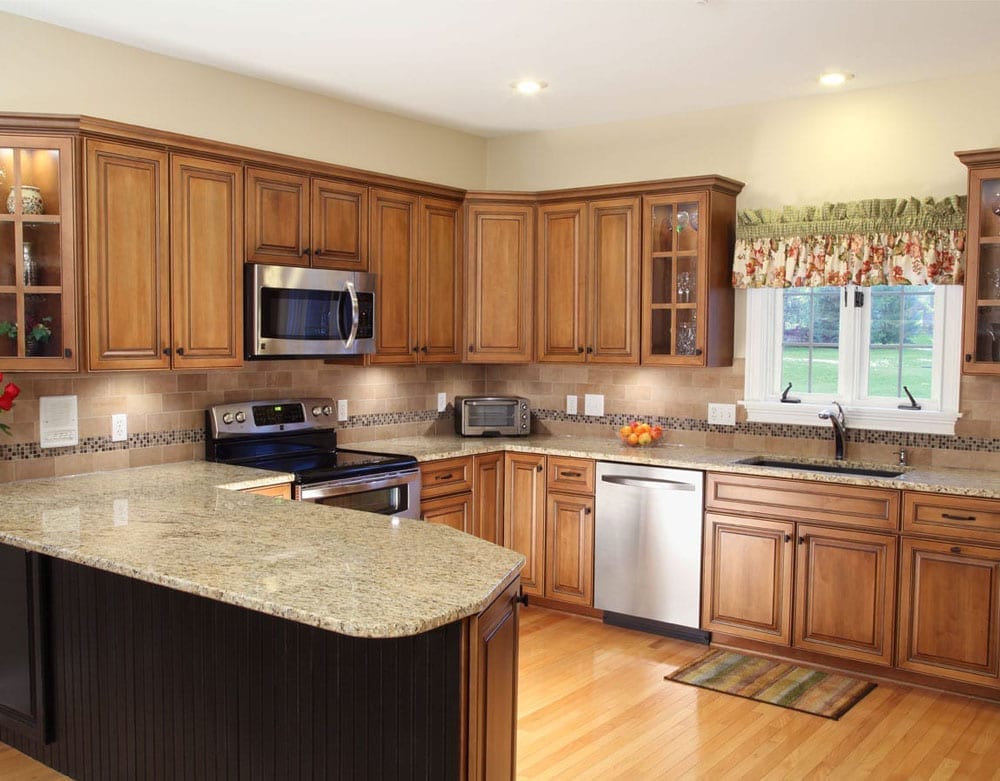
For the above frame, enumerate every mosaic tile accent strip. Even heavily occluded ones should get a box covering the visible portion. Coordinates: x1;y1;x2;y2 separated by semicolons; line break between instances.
2;406;998;463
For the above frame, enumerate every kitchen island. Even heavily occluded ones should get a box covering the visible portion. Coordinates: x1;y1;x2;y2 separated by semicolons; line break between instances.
0;462;524;780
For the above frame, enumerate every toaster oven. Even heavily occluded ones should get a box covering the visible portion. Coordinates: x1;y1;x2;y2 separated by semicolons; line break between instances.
454;396;531;437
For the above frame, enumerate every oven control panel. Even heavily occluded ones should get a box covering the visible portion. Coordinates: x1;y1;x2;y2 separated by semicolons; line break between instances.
207;398;338;437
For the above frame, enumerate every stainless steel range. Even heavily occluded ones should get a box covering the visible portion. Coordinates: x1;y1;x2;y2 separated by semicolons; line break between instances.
205;398;421;518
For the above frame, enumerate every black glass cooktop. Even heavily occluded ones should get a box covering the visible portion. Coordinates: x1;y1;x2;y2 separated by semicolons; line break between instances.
250;448;417;484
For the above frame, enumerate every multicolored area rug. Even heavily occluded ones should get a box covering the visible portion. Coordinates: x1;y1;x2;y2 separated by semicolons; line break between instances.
666;649;876;719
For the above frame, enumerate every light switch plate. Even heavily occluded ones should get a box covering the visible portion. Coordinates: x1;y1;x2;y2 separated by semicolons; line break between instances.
437;392;447;413
336;399;349;421
584;394;604;417
566;395;578;415
708;403;737;426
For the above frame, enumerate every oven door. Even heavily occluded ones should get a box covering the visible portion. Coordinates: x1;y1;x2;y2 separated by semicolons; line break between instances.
296;468;421;519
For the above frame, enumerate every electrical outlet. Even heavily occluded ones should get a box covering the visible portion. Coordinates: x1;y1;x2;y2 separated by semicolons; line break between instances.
336;399;348;421
566;395;578;415
707;403;736;426
437;392;447;413
584;394;604;417
111;413;128;442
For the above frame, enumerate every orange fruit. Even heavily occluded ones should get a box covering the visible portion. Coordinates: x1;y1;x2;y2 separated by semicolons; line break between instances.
627;433;639;445
619;425;632;438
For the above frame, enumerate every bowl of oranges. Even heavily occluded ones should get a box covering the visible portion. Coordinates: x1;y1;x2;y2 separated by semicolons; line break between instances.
617;420;664;447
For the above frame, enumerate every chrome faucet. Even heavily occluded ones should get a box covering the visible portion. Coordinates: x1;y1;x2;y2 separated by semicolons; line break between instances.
817;402;847;460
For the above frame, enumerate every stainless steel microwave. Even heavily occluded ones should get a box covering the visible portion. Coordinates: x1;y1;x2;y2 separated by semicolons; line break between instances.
245;263;375;359
454;396;531;436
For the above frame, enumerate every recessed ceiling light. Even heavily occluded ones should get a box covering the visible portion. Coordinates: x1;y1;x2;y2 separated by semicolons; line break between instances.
819;71;854;87
512;79;547;96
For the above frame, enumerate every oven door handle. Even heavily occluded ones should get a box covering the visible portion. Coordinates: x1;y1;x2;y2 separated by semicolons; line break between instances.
298;469;419;502
343;280;360;350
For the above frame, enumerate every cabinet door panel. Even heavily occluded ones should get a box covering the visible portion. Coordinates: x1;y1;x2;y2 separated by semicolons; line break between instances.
545;492;594;606
536;202;586;362
245;167;308;265
589;197;640;363
420;492;472;533
473;452;505;545
86;140;170;370
466;204;533;362
311;178;367;270
369;189;418;364
702;512;794;644
897;538;1000;687
170;154;243;368
794;525;896;665
419;197;463;363
504;453;546;596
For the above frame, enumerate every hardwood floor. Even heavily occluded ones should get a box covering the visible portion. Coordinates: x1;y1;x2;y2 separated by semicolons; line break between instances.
517;607;1000;780
3;605;999;779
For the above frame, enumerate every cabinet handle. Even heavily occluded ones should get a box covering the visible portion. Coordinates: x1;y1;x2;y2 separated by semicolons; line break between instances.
515;592;529;606
951;546;962;554
584;506;592;515
695;348;703;356
468;344;475;352
941;513;976;521
64;348;72;358
536;464;543;472
176;347;185;356
412;346;419;353
965;354;972;362
577;346;584;353
586;346;593;354
420;346;428;353
301;248;312;257
314;248;324;256
436;473;454;481
560;471;583;478
797;535;806;545
784;534;791;543
163;347;172;356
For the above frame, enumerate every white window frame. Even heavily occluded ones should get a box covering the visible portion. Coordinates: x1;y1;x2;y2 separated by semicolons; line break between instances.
742;285;962;435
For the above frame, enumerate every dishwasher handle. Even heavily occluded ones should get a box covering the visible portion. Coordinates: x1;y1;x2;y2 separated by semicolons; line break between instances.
600;474;696;491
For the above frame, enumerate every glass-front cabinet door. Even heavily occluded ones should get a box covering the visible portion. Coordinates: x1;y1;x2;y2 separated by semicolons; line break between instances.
0;135;77;370
961;158;1000;373
641;193;707;364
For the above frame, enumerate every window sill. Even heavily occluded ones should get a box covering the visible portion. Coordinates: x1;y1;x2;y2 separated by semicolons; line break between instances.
741;401;960;436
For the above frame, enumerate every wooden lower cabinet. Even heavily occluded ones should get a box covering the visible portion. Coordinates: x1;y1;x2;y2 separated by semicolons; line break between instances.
422;491;473;533
467;577;520;781
0;544;46;743
241;482;292;499
793;524;897;665
503;452;546;596
702;512;794;645
473;452;505;545
544;491;594;606
897;537;1000;687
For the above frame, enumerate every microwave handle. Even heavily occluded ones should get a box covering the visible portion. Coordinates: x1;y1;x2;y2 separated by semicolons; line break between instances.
464;399;516;406
344;280;360;349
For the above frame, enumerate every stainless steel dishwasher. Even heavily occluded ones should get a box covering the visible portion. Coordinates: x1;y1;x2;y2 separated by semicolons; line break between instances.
594;461;708;642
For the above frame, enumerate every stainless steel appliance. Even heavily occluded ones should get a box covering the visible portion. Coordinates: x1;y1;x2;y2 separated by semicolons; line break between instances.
454;396;530;436
594;461;708;642
245;263;376;359
205;398;420;518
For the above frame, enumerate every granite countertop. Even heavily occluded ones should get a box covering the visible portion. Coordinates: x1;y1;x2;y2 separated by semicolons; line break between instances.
0;462;524;639
365;433;1000;499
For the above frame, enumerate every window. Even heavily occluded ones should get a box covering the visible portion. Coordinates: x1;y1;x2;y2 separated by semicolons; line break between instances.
743;284;962;435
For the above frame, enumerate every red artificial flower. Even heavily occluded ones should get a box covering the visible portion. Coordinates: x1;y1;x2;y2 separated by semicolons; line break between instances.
0;381;19;411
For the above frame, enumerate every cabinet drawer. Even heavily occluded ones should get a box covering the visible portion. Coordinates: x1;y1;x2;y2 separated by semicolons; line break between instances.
706;472;900;531
903;491;1000;543
420;456;473;499
546;456;595;495
420;491;473;534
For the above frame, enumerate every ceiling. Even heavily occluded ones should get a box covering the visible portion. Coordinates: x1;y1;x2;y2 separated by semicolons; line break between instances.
2;0;998;137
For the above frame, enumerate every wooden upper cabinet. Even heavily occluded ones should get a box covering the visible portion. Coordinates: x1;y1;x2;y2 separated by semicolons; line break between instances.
0;134;79;371
418;197;463;363
86;139;170;370
640;183;739;367
169;154;243;368
588;197;640;363
536;202;587;362
245;167;308;265
369;189;418;364
246;167;368;269
311;178;367;270
536;197;640;364
466;202;534;363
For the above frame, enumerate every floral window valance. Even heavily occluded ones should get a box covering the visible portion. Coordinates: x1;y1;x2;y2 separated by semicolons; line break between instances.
732;196;967;288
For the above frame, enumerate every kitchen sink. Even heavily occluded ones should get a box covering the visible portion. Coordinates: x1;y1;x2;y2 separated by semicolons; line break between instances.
736;456;905;479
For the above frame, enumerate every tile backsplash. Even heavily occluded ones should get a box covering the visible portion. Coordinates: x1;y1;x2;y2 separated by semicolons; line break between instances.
2;359;999;481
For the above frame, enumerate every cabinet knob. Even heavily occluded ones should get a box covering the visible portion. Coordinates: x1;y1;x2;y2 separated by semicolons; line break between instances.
798;535;805;545
584;507;592;515
468;345;475;352
695;348;703;356
784;533;791;543
176;347;185;356
586;346;593;354
951;546;962;554
577;346;584;353
421;346;428;353
163;347;172;356
515;592;529;606
64;348;72;358
536;464;543;472
412;346;419;353
965;354;972;362
301;248;312;256
314;248;324;256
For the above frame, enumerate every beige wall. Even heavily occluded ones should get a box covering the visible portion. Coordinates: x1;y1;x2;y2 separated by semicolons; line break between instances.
0;12;487;189
484;71;1000;207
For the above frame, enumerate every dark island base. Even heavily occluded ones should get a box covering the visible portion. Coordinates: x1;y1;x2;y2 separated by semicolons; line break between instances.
0;556;461;780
